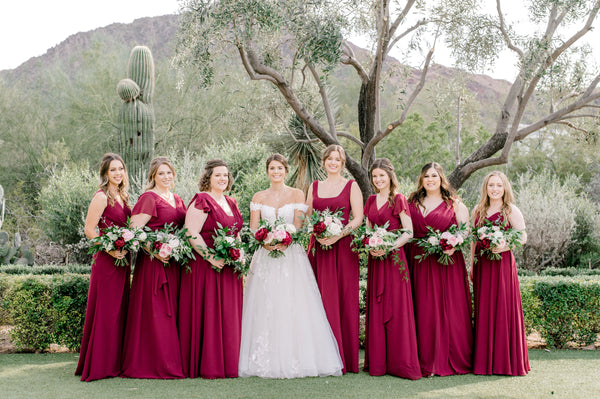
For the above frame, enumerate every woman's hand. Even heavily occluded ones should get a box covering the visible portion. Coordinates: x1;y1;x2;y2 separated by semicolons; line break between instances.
207;255;225;269
154;253;171;264
107;249;128;260
317;235;342;247
442;247;456;256
369;249;386;258
491;245;510;254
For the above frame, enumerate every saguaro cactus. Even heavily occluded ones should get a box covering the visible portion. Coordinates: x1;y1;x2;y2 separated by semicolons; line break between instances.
117;46;155;190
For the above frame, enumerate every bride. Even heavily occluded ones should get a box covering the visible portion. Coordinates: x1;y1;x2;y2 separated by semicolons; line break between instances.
238;154;343;379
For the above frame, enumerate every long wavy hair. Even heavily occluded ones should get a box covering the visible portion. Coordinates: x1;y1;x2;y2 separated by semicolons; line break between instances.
408;162;455;207
145;157;176;191
472;171;515;227
98;153;129;207
198;159;233;192
369;158;399;208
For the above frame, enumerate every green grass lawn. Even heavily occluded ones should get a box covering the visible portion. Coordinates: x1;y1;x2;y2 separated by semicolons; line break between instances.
1;350;599;398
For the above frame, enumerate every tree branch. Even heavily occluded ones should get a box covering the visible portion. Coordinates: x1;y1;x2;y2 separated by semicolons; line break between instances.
341;42;368;83
307;63;337;139
237;46;277;84
496;0;524;57
337;131;365;149
273;110;320;144
555;121;589;134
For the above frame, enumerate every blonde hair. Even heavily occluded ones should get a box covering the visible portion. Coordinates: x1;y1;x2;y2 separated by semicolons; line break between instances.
321;144;346;170
408;162;455;207
98;153;130;207
145;157;176;191
473;171;514;227
198;159;233;192
369;158;399;208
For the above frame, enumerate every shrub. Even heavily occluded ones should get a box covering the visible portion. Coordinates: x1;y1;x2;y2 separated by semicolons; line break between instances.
0;264;91;275
50;274;89;351
3;277;54;351
515;172;579;271
563;198;600;268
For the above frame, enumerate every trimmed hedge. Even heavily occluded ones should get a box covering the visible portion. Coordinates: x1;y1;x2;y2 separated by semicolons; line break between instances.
1;273;598;351
0;273;89;351
0;264;91;275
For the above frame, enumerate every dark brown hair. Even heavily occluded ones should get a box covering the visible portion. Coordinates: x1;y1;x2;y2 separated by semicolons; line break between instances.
198;159;233;192
266;153;289;173
369;158;399;208
408;162;455;207
98;153;129;207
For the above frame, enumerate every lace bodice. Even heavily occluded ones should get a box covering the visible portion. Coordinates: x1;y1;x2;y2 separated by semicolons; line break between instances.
250;202;308;224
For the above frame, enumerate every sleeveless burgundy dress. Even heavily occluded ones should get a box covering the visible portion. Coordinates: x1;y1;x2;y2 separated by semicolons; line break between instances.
178;193;244;379
308;180;360;374
473;212;530;375
407;200;473;376
363;194;421;379
121;191;186;379
76;191;131;381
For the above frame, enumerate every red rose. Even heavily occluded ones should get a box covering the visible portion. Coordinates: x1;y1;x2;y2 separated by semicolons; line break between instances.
115;237;126;250
229;247;241;260
439;238;453;251
281;232;292;246
481;238;491;249
254;227;270;242
362;236;370;247
313;221;327;235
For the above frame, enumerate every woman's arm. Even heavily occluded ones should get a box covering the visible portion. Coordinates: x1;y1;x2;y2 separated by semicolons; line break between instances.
185;205;225;269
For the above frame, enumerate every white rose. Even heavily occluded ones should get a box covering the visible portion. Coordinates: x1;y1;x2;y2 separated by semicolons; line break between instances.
225;236;235;244
168;238;180;248
138;231;147;241
285;224;297;234
428;236;440;246
328;223;342;236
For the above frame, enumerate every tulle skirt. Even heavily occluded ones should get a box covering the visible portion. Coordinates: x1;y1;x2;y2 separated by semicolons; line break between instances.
239;244;343;379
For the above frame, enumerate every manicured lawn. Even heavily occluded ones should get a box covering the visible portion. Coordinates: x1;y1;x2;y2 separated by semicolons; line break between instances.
1;350;598;398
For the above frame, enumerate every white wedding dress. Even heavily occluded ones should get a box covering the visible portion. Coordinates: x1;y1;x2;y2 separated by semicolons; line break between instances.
238;202;343;379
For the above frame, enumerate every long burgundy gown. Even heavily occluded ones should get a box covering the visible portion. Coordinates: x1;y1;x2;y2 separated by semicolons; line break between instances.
473;212;530;376
308;180;360;374
76;191;131;382
363;194;421;380
178;193;244;379
407;200;473;376
120;191;186;379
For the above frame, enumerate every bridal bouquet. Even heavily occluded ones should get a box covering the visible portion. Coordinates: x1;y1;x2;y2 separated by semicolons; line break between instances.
352;222;404;264
205;223;248;275
252;217;297;258
146;223;196;269
306;208;345;250
473;218;522;261
88;223;146;266
413;222;470;265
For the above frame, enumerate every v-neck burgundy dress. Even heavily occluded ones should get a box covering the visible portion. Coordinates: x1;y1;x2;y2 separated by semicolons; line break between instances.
308;180;360;374
178;192;244;379
121;191;186;379
363;194;421;380
473;212;530;376
407;200;473;376
76;191;131;381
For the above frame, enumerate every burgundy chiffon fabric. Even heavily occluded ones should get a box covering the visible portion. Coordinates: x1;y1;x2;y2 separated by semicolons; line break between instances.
120;191;186;379
473;212;530;376
76;192;131;381
308;180;360;374
178;193;244;379
407;200;473;376
363;194;421;379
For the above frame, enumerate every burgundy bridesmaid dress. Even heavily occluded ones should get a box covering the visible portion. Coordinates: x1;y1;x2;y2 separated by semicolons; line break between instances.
407;200;473;376
120;191;186;379
308;180;360;374
363;194;421;380
76;191;131;381
178;193;244;379
473;213;530;376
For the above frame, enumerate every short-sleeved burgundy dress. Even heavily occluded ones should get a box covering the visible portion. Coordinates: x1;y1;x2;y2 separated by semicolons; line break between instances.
363;193;421;380
121;191;186;379
76;191;131;381
178;192;244;379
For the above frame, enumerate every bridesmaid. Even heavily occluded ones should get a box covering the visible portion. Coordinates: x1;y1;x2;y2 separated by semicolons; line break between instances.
178;159;244;379
470;171;530;376
306;144;363;374
407;162;473;377
363;158;421;380
121;157;186;379
76;153;131;382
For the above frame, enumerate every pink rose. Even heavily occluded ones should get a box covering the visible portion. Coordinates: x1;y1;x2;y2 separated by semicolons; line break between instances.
159;244;172;258
122;229;135;241
323;216;333;226
273;229;287;241
368;236;384;247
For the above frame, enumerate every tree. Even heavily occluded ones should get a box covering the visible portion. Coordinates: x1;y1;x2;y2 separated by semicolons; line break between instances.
175;0;600;193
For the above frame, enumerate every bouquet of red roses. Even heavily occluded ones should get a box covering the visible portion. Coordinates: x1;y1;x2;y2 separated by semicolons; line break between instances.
145;223;196;269
88;224;145;266
305;208;345;250
473;218;522;261
413;222;470;265
351;222;407;268
252;217;297;258
205;223;247;275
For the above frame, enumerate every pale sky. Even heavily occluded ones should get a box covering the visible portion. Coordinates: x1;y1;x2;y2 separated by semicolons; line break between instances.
0;0;597;82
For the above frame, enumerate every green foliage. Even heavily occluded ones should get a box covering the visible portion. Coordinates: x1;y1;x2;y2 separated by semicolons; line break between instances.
50;274;89;351
530;277;600;348
0;264;91;275
3;277;54;351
